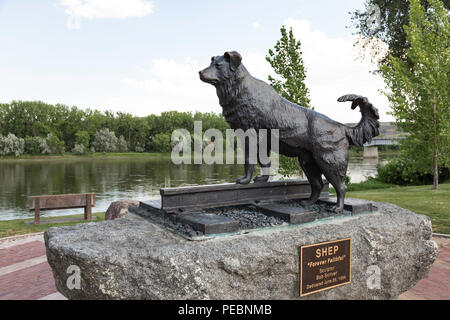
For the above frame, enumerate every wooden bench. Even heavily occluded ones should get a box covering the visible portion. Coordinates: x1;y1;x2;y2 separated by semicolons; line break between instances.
29;193;95;225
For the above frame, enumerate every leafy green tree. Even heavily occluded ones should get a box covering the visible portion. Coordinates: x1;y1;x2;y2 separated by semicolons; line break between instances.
150;133;172;152
75;131;90;148
350;0;450;67
0;104;7;136
128;117;150;151
266;25;312;108
58;105;86;149
380;0;449;189
266;25;313;177
24;136;41;155
84;109;108;138
0;100;232;154
46;133;65;154
113;112;134;145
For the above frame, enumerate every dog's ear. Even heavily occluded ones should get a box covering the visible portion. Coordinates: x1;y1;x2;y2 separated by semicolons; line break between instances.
224;51;242;71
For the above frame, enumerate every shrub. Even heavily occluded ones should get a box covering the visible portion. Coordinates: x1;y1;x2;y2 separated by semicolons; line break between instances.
24;135;61;155
277;155;302;178
0;133;25;157
92;128;119;153
377;157;450;186
134;143;145;153
117;135;128;152
72;144;86;155
39;137;51;154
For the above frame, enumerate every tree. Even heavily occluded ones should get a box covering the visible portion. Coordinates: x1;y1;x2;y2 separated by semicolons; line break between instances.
75;130;90;148
350;0;450;67
46;133;65;154
24;136;42;155
150;133;172;152
266;25;312;108
0;100;232;154
266;25;313;177
380;0;449;189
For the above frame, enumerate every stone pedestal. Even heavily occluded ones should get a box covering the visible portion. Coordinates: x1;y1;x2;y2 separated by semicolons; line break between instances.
44;202;438;300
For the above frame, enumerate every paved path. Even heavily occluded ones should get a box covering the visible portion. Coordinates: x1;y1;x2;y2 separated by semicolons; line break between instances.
398;236;450;300
0;233;66;300
0;233;448;300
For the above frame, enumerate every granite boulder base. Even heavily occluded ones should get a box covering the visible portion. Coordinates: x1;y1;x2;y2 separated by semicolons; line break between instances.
44;202;438;300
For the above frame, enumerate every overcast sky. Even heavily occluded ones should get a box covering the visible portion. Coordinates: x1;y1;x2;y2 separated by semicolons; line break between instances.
0;0;393;123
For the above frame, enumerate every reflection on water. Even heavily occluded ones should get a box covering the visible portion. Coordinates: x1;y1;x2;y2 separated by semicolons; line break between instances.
0;155;387;220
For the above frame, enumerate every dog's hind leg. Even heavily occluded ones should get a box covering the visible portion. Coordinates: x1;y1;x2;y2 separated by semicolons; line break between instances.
298;152;324;206
320;166;347;213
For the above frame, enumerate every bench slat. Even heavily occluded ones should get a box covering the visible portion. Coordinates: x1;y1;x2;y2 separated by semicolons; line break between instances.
29;193;95;211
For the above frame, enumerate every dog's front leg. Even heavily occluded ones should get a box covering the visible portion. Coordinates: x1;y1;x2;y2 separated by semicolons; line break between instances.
254;130;271;183
236;163;254;184
236;136;254;184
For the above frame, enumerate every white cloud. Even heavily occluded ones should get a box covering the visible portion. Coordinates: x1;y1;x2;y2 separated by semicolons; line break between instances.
61;0;154;29
252;21;261;29
119;18;392;123
120;58;220;115
282;18;391;123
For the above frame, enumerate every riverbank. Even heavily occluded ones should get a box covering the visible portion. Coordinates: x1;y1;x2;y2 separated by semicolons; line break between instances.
0;150;399;161
0;213;105;238
0;152;169;161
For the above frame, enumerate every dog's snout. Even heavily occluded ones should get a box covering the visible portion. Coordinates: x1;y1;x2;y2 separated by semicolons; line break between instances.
199;67;217;85
199;70;209;82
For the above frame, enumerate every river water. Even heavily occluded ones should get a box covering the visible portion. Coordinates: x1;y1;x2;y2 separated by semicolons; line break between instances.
0;155;386;220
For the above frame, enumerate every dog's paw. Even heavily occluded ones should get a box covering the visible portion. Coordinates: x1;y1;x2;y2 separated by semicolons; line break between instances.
236;176;251;185
330;205;344;214
300;199;316;206
253;175;269;183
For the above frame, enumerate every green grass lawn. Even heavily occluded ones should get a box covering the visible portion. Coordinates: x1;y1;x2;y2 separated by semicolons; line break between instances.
347;182;450;234
0;212;105;238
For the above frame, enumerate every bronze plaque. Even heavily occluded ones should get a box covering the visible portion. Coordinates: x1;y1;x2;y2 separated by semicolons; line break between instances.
299;238;351;296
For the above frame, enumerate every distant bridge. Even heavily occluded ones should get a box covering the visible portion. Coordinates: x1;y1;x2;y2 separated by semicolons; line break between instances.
362;137;405;158
364;137;406;147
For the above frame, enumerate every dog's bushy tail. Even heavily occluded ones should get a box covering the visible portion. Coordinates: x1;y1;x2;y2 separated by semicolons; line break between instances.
338;94;380;147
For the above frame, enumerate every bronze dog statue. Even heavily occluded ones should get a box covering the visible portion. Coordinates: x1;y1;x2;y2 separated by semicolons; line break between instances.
199;51;380;212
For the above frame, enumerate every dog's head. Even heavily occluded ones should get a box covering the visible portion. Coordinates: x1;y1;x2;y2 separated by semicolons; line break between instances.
199;51;243;87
